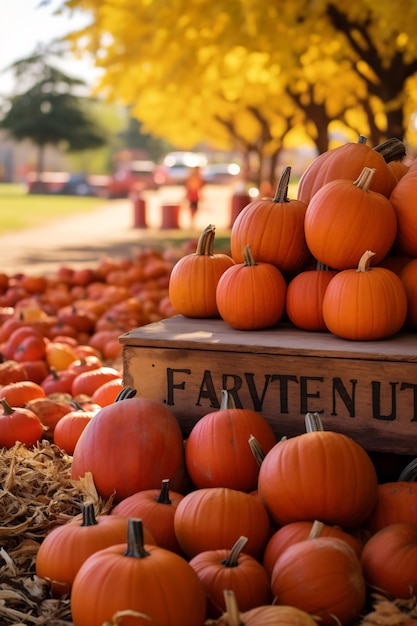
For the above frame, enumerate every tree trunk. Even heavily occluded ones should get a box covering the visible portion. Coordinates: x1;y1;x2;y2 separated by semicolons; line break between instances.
33;143;47;193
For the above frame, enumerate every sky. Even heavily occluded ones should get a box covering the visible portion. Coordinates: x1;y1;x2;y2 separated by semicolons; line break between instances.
0;0;101;95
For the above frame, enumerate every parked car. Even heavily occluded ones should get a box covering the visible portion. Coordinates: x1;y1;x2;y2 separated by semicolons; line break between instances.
153;152;208;186
202;162;241;184
106;160;158;197
26;171;108;196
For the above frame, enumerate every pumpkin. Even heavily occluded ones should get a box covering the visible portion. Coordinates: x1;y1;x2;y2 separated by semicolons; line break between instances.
263;519;363;579
304;167;397;270
216;244;287;330
111;478;184;554
285;262;337;331
185;389;277;492
271;523;366;626
70;518;207;626
297;135;401;205
0;380;46;407
90;377;124;407
174;486;271;559
216;589;319;626
71;389;187;500
365;481;417;534
26;395;73;438
0;359;29;385
258;425;378;529
390;162;417;256
399;258;417;329
53;407;96;455
0;398;44;448
168;223;235;318
322;250;407;340
189;535;271;618
71;366;121;398
230;166;311;275
360;522;417;599
35;503;150;595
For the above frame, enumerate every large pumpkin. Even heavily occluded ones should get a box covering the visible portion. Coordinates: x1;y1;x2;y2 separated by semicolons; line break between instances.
71;390;187;501
322;250;407;340
271;530;366;626
304;167;397;270
297;135;401;205
185;389;277;492
361;522;417;599
390;161;417;256
70;518;207;626
365;481;417;534
258;428;378;529
230;167;311;275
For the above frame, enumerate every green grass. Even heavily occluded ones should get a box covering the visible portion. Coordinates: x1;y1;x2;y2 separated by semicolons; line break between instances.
0;184;105;234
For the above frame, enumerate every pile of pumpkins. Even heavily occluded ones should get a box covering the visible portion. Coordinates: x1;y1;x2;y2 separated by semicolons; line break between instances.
169;135;417;342
31;388;417;626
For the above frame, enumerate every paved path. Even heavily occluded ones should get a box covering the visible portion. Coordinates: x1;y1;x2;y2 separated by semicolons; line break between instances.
0;185;235;276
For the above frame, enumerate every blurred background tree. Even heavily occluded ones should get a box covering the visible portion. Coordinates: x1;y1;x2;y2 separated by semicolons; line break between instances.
25;1;417;184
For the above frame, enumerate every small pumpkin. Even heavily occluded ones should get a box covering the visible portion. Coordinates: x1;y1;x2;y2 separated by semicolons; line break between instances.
168;223;235;318
70;518;207;626
285;262;337;331
216;244;287;331
0;398;45;448
189;535;271;618
322;250;407;340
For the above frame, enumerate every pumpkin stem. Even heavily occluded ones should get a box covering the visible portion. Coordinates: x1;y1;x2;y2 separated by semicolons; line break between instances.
305;412;324;432
308;520;325;539
124;518;150;559
353;167;376;192
195;224;216;256
248;434;266;467
154;478;172;505
220;389;236;410
221;536;248;568
374;137;406;163
357;250;376;272
221;590;243;626
242;244;257;267
398;457;417;481
272;166;291;203
114;387;137;402
358;135;367;144
80;502;98;527
0;398;14;416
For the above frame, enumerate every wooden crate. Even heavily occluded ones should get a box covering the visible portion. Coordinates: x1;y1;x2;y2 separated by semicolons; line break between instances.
120;315;417;455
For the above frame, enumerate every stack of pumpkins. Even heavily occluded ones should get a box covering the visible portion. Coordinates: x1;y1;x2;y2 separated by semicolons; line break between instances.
169;136;417;341
33;388;417;625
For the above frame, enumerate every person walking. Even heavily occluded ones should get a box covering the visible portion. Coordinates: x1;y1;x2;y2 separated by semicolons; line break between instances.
185;166;204;226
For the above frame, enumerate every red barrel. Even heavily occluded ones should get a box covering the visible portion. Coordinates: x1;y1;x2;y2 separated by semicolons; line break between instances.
161;204;180;229
131;193;147;228
229;192;250;227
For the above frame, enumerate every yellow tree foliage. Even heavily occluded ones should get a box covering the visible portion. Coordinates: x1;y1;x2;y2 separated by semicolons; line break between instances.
59;0;417;162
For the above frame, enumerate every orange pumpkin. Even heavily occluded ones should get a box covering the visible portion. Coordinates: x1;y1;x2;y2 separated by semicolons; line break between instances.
168;223;235;318
53;408;96;455
174;487;271;560
0;380;46;407
185;389;277;492
70;518;207;626
365;481;417;534
216;245;287;331
322;250;407;340
189;535;271;618
297;135;400;205
285;262;337;331
271;526;366;626
230;166;311;275
0;398;44;448
304;167;397;270
361;522;417;599
390;163;417;256
111;478;184;554
258;428;378;529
